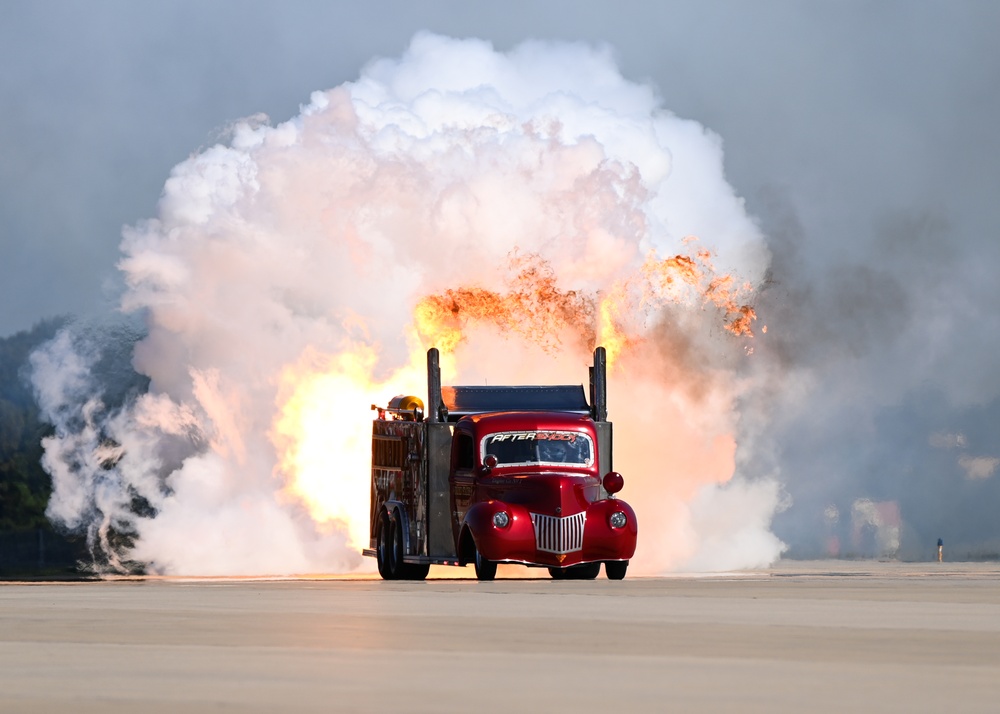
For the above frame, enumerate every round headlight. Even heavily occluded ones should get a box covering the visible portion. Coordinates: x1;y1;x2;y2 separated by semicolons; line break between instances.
609;511;627;529
493;511;510;528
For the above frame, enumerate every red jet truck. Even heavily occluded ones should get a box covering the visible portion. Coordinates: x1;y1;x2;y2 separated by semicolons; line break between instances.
362;347;637;580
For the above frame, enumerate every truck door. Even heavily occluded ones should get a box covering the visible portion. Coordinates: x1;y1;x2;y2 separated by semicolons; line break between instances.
449;427;476;546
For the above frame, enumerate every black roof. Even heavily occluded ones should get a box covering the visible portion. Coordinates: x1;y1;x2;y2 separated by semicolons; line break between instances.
440;385;590;418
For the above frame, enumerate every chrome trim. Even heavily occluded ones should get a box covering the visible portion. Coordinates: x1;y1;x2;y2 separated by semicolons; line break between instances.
531;512;586;554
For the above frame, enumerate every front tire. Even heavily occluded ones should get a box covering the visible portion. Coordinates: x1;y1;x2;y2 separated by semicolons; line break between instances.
473;542;497;581
605;560;628;580
572;562;601;580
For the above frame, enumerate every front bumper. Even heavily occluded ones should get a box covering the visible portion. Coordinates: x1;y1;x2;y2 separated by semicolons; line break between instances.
467;499;637;567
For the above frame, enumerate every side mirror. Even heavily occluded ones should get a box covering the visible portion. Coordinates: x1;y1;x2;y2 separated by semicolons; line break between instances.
602;471;624;495
482;454;498;474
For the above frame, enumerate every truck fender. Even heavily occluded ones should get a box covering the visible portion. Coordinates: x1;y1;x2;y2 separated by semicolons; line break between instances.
460;501;515;564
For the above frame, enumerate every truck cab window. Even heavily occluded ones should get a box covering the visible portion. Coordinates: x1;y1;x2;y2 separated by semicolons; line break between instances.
482;431;594;467
455;433;474;470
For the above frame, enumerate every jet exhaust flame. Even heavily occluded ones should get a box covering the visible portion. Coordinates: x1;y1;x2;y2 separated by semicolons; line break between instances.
416;248;756;364
31;33;784;575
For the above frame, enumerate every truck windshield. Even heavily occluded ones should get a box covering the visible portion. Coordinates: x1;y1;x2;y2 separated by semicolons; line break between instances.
481;431;594;467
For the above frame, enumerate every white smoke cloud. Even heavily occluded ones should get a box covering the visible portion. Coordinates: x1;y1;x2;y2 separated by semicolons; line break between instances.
678;477;788;572
958;455;999;481
33;33;779;575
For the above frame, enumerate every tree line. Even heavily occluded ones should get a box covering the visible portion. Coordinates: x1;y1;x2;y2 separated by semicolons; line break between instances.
0;318;93;574
0;318;65;533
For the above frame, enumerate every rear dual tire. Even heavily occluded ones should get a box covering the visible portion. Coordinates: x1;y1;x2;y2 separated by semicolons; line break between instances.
376;511;429;581
376;513;396;580
399;561;431;580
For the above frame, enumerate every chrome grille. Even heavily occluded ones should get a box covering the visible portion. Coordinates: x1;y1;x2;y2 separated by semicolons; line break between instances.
531;512;586;554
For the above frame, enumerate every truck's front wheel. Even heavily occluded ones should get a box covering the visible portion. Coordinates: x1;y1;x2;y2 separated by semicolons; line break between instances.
605;560;628;580
473;542;497;581
572;562;601;579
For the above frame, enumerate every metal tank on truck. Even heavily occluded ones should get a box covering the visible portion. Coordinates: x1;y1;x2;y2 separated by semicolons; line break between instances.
362;347;637;581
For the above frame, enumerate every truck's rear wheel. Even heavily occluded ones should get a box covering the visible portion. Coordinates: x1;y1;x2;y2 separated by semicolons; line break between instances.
473;543;497;581
390;513;430;580
605;560;628;580
376;513;397;580
401;562;430;580
391;515;406;579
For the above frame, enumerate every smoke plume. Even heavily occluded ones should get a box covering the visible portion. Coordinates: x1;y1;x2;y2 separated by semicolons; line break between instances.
32;33;782;575
745;193;1000;561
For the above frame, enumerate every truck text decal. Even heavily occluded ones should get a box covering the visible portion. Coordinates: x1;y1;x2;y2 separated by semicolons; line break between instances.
487;431;580;443
482;431;594;467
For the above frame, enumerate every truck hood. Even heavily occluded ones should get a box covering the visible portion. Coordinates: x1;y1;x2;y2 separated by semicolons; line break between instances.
479;472;600;516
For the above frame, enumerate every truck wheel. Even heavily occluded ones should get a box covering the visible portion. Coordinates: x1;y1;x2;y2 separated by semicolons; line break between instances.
402;563;430;581
390;515;429;580
376;513;397;580
391;515;406;579
473;543;497;581
605;560;628;580
551;563;600;580
572;562;601;580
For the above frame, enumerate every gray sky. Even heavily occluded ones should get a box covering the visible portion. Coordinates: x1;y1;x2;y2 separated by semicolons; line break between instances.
3;1;996;338
4;1;1000;557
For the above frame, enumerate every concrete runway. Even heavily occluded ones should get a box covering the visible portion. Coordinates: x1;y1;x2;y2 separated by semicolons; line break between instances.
2;561;999;713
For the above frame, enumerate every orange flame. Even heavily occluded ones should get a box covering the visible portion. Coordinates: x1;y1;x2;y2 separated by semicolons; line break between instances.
270;344;424;550
414;243;757;366
414;253;594;354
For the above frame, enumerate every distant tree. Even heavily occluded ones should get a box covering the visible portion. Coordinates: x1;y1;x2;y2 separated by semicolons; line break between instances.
0;318;67;531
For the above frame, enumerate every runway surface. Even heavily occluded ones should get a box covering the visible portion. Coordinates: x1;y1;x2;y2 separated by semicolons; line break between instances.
2;561;999;713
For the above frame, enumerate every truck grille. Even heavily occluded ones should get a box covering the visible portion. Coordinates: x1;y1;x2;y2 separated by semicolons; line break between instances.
531;512;586;555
